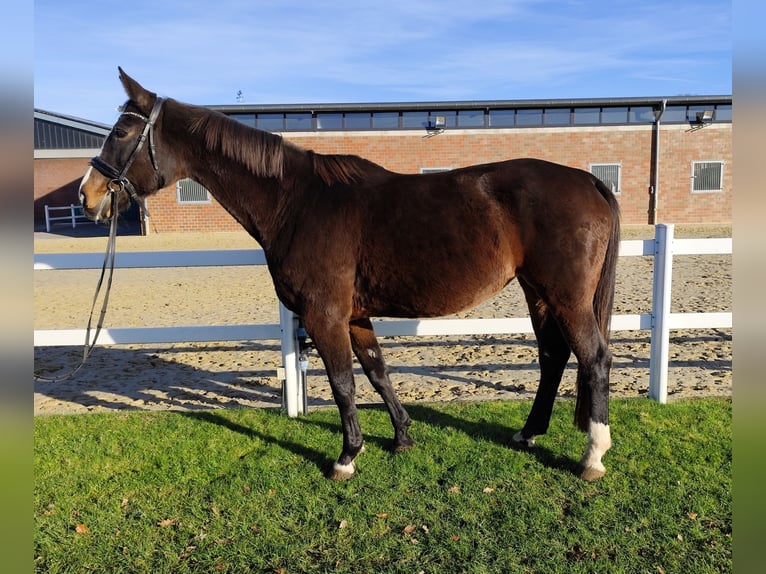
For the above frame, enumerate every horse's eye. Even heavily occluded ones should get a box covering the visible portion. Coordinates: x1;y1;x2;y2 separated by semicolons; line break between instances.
113;127;128;138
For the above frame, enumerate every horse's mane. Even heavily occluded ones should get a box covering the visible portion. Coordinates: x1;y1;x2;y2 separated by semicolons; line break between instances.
184;101;390;186
186;104;287;179
312;153;389;186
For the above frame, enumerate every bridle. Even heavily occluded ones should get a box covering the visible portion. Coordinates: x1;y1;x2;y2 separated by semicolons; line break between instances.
34;97;164;383
89;97;165;217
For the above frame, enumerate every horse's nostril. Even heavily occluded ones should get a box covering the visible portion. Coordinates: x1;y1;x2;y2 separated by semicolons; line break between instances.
78;190;86;206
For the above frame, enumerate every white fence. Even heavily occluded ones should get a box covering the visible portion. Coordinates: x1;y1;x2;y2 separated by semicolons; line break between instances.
34;224;731;414
44;204;92;233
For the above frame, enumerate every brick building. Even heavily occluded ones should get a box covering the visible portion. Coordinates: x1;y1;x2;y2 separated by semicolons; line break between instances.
34;96;732;233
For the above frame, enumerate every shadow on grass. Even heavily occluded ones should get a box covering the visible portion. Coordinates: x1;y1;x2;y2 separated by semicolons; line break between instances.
180;409;336;477
405;403;581;476
264;402;582;478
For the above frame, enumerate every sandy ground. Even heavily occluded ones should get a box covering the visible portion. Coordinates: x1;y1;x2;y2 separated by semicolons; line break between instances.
34;224;732;415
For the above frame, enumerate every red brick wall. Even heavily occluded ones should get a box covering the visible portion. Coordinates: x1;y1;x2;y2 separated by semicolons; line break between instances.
144;187;245;234
35;123;732;232
656;124;732;224
34;157;92;224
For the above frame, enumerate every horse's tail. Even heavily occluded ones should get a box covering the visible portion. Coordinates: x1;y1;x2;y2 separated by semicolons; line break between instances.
574;178;620;432
593;178;621;344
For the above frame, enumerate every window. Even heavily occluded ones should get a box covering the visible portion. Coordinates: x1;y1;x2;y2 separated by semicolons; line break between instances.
515;109;543;126
601;107;628;124
629;106;655;123
177;179;211;204
285;113;312;131
230;114;256;127
345;113;371;130
662;106;688;123
257;113;284;131
574;108;600;125
373;112;399;129
714;104;732;122
692;161;724;192
590;163;621;194
316;113;343;130
457;109;485;127
489;109;515;127
402;111;429;129
544;108;571;125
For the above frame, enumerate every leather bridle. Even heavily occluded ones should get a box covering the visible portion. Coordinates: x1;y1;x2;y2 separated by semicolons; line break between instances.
89;97;164;215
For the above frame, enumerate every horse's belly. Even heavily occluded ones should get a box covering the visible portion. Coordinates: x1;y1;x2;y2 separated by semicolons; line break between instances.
357;258;515;319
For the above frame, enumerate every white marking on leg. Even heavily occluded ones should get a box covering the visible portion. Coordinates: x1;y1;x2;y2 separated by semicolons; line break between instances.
581;420;611;475
333;461;356;476
366;348;377;359
512;431;536;447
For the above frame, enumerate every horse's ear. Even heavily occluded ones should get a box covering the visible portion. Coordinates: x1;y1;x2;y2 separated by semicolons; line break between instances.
118;67;157;112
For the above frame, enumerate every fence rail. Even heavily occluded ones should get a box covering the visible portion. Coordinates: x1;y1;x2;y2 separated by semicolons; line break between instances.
44;204;93;233
34;224;731;414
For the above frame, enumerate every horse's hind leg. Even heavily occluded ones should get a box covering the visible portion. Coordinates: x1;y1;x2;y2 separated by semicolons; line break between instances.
513;280;612;481
349;318;414;452
556;307;613;481
512;278;572;448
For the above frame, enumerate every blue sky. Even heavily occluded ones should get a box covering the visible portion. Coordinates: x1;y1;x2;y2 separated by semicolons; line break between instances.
33;0;731;125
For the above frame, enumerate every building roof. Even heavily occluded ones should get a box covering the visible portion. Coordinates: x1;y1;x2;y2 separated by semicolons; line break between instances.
207;94;732;115
34;109;110;154
34;93;733;154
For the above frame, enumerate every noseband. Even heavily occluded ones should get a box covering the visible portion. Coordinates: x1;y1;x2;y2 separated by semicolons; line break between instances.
90;97;164;211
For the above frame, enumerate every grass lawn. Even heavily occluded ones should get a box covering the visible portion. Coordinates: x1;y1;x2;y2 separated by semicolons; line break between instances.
34;398;731;573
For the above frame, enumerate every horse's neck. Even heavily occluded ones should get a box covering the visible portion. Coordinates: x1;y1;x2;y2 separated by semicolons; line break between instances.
170;114;304;250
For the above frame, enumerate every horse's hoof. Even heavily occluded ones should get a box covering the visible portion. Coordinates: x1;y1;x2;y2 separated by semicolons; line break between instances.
329;461;356;481
511;431;536;449
393;437;415;453
579;465;606;482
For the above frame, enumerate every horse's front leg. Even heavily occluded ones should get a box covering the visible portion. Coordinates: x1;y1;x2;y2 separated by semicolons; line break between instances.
305;317;365;480
349;318;414;452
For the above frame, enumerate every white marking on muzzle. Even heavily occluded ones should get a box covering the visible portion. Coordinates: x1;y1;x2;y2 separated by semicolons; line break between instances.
78;166;93;206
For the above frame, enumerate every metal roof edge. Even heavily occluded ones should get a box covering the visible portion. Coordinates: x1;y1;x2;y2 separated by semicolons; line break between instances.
206;95;732;115
34;109;111;134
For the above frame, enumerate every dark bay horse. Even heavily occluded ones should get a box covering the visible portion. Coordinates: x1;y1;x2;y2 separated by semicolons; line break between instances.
80;69;620;482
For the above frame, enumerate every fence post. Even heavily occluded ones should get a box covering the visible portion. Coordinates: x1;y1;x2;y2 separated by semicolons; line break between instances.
279;302;306;417
70;204;77;228
649;223;674;403
45;205;51;233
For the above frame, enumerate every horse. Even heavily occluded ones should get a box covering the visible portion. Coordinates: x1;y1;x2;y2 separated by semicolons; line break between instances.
80;68;620;482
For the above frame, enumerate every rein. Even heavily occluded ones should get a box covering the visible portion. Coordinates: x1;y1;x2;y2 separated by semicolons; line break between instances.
34;99;164;383
34;192;119;382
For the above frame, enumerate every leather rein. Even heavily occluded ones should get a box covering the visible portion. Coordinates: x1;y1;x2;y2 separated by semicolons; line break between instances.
34;98;164;383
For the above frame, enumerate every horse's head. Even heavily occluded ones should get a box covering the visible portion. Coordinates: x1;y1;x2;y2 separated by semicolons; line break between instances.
79;68;169;221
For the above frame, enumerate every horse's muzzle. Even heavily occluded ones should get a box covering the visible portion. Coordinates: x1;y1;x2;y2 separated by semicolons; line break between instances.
79;167;129;222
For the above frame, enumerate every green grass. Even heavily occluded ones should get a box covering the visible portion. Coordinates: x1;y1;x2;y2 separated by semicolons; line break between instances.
34;398;731;573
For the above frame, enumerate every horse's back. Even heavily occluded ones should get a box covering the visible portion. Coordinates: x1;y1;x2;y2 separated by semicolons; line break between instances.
346;158;611;318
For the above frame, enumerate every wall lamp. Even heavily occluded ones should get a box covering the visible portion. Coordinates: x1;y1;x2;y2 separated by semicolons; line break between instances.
425;115;446;136
695;109;716;124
